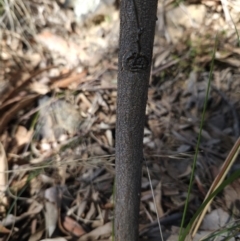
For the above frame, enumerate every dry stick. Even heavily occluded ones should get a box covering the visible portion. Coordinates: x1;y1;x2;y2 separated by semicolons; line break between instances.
115;0;158;240
190;137;240;238
145;161;164;240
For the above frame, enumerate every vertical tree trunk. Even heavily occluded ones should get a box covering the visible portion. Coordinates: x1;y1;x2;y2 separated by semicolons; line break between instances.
115;0;158;241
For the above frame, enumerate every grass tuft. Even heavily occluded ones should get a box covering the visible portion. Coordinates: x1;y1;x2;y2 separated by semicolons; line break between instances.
179;35;218;241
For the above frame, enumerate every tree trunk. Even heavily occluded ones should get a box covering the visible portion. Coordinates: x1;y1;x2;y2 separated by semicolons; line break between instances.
115;0;158;240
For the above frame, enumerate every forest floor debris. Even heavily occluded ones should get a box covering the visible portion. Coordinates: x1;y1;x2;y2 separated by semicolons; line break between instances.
0;0;240;240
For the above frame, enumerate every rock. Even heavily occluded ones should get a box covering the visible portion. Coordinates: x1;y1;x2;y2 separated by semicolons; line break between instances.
37;96;82;141
65;0;115;24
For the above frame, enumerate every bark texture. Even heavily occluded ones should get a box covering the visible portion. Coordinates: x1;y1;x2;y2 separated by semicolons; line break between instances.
115;0;158;240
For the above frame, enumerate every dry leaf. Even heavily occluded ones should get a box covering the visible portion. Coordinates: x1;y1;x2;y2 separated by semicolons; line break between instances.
155;182;164;217
11;175;28;193
36;30;81;65
0;142;8;212
15;126;33;147
44;186;59;204
154;49;171;68
30;81;50;95
44;201;58;237
51;70;87;89
62;216;86;237
78;222;112;241
167;231;235;241
26;53;42;68
85;202;96;222
29;228;44;241
40;238;67;241
224;178;240;217
36;31;70;54
217;57;240;67
0;224;11;234
105;130;113;147
28;201;44;215
200;208;232;231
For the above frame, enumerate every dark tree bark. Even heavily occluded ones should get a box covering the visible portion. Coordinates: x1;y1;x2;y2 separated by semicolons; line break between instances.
115;0;158;241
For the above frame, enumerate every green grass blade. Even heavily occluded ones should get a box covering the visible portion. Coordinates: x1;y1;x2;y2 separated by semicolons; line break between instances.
179;35;218;241
181;169;240;240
